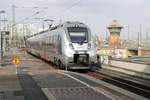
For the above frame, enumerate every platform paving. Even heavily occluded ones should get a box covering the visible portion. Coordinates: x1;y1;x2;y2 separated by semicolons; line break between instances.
32;72;113;100
0;55;24;100
0;49;136;100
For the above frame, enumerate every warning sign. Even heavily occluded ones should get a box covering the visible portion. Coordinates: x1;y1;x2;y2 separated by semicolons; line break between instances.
12;57;20;65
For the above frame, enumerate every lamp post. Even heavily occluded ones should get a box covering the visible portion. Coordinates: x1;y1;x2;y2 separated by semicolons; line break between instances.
0;19;8;31
0;10;6;30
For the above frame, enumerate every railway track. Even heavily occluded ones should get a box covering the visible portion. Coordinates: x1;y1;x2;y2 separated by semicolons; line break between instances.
87;69;150;99
97;69;150;88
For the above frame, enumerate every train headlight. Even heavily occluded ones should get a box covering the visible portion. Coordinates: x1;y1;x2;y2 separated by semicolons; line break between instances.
69;43;74;49
88;43;91;49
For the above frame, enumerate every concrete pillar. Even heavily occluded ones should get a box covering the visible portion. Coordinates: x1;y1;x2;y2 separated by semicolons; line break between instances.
138;47;142;56
125;47;129;58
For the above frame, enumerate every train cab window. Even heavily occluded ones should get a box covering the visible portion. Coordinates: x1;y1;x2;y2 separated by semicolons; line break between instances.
68;27;88;44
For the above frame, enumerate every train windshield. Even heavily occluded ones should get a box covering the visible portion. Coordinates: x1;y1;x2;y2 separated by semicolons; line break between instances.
68;27;88;43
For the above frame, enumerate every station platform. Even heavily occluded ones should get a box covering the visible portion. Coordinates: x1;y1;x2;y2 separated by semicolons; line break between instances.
102;58;150;79
0;50;113;100
31;70;113;100
0;49;149;100
33;70;148;100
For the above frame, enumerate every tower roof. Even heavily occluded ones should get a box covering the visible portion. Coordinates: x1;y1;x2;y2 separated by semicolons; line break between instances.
107;20;123;28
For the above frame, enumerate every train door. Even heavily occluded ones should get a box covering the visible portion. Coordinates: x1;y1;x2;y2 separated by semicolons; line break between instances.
44;37;48;60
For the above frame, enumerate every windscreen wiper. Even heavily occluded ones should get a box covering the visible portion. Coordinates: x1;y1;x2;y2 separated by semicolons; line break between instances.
80;37;86;45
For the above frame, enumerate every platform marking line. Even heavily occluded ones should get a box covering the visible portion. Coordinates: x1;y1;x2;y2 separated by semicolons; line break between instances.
22;69;27;72
42;88;57;100
60;72;115;100
27;72;34;76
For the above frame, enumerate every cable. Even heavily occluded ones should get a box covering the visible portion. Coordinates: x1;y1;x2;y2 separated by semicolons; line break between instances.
13;0;82;26
60;0;82;13
14;12;39;26
52;0;83;17
15;5;48;9
13;7;48;26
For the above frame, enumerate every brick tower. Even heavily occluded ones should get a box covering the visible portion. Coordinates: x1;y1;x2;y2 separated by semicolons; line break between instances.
107;20;123;48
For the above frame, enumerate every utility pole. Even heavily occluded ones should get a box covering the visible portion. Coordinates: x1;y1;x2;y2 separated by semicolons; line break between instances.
146;28;149;47
23;23;25;37
127;25;130;42
12;4;16;47
105;30;108;42
22;23;25;47
1;32;3;61
0;12;1;31
139;24;142;43
42;21;45;31
2;11;7;31
0;11;6;30
137;24;142;48
138;32;140;47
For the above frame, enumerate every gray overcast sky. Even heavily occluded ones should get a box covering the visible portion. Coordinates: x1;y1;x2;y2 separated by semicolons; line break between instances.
0;0;150;39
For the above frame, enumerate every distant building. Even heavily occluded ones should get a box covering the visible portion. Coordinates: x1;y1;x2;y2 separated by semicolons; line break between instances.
9;23;40;47
15;23;39;38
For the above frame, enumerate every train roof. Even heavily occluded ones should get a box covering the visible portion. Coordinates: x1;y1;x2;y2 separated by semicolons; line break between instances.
27;21;88;38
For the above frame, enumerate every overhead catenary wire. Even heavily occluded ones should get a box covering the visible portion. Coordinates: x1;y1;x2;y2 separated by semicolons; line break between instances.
13;6;48;26
14;11;40;26
51;0;83;18
13;0;83;27
14;6;48;9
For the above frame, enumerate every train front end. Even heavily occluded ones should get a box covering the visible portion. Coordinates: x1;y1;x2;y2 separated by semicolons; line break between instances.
63;22;97;69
